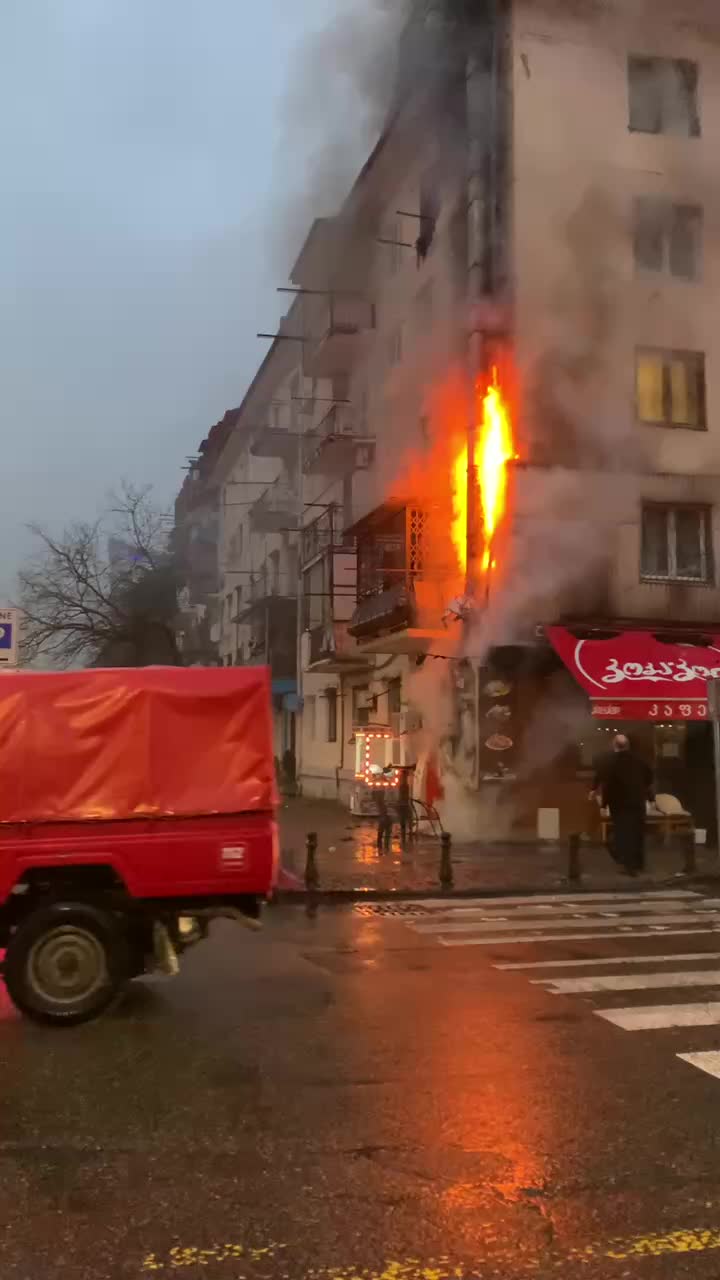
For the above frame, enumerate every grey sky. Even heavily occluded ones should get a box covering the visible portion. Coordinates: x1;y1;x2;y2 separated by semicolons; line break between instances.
0;0;370;596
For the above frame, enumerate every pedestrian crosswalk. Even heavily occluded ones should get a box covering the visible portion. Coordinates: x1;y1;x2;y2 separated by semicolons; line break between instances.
394;890;720;1085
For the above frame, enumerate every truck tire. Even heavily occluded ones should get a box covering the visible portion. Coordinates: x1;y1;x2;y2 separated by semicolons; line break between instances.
4;901;131;1026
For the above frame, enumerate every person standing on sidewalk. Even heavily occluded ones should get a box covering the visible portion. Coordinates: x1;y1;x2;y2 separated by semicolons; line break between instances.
593;734;654;875
396;765;415;848
370;766;393;853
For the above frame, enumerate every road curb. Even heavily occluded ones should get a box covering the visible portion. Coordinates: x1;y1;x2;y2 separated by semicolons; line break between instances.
271;873;720;906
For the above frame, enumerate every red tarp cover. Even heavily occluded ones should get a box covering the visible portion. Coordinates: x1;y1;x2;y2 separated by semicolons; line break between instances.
547;627;720;722
0;666;277;823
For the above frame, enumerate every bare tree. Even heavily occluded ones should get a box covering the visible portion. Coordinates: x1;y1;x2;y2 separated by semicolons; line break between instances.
18;484;182;668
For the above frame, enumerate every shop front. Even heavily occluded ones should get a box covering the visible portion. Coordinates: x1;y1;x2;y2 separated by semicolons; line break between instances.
547;627;720;842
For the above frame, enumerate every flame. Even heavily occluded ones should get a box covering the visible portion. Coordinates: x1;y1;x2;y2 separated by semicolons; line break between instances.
478;377;514;572
451;449;469;575
450;371;515;578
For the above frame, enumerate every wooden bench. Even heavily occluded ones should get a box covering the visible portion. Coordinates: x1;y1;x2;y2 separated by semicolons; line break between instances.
600;810;693;848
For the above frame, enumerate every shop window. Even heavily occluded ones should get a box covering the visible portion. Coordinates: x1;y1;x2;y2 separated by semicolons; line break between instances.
641;503;713;583
634;199;702;280
628;56;700;137
326;688;338;743
635;348;705;428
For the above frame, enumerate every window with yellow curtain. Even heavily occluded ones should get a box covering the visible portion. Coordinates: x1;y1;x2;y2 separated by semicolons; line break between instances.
636;349;705;428
636;353;664;422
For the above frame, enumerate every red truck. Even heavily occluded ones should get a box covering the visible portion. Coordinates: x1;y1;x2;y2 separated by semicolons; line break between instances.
0;665;278;1025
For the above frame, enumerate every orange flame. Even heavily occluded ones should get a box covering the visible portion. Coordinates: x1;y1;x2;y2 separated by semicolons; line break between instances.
451;372;515;578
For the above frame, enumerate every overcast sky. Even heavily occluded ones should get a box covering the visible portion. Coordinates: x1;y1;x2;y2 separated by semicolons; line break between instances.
0;0;382;597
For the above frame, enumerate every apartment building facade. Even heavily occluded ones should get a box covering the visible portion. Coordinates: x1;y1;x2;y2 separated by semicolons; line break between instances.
290;0;720;834
196;0;720;834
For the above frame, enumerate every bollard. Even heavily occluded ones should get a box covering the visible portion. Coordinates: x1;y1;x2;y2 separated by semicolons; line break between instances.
305;831;319;890
567;833;582;884
683;830;697;877
440;831;453;891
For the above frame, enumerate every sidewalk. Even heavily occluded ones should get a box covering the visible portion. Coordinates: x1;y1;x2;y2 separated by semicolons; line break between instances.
277;796;718;897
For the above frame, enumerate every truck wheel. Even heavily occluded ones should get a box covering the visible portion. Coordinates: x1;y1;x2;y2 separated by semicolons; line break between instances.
4;901;131;1026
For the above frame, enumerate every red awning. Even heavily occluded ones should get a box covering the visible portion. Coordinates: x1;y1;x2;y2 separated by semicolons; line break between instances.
546;626;720;722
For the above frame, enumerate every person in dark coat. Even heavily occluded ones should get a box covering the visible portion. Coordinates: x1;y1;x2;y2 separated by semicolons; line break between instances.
371;767;393;853
396;766;415;848
593;734;654;875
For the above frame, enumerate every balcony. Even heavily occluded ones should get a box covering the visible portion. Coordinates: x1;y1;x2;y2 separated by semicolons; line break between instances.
250;478;299;534
346;505;446;655
303;295;375;379
302;403;375;477
237;594;298;681
249;426;299;465
306;621;371;675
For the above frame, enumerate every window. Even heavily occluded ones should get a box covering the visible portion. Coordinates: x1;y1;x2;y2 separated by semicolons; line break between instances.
634;199;702;280
641;505;713;583
388;678;402;716
225;592;233;623
635;349;705;428
628;57;700;137
326;688;338;743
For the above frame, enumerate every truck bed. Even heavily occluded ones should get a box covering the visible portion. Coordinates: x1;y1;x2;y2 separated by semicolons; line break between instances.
0;811;277;903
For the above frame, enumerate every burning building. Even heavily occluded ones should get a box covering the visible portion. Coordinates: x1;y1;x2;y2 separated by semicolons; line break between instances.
205;0;720;836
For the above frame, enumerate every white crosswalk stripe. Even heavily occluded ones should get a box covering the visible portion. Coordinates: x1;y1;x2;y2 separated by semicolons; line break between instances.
537;969;720;994
395;890;720;1087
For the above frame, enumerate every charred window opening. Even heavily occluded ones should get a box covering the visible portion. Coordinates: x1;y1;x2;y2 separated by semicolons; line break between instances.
628;56;700;137
634;198;702;280
641;504;713;584
636;348;706;430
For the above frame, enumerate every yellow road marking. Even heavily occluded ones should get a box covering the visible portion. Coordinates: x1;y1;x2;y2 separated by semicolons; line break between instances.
141;1225;720;1273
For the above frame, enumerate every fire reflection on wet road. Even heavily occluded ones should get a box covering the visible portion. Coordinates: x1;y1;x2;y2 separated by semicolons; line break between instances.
1;906;720;1279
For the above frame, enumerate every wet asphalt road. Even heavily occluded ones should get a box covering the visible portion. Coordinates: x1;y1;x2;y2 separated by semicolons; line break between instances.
4;896;720;1278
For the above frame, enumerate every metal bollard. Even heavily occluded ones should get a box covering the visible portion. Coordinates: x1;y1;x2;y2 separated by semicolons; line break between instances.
683;830;697;877
440;831;453;891
305;831;319;890
568;833;582;884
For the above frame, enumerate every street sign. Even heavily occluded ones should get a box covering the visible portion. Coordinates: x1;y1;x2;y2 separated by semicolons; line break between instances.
0;609;19;667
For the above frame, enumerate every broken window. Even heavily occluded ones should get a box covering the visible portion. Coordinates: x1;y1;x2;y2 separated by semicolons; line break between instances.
641;504;713;583
636;349;705;428
634;199;702;279
628;56;700;137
